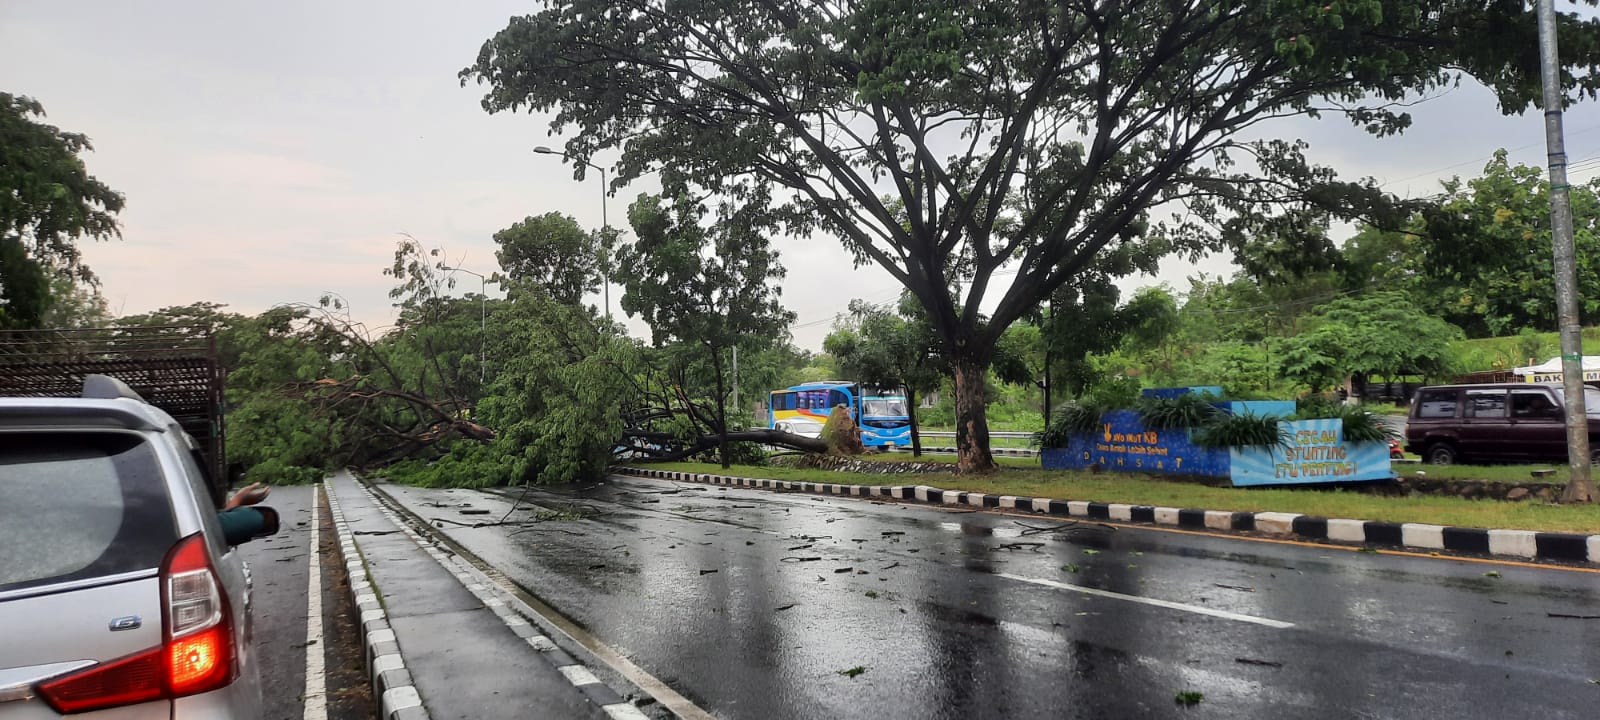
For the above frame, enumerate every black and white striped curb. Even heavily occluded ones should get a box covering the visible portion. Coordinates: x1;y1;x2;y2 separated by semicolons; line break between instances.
619;467;1600;565
324;483;428;720
339;481;653;720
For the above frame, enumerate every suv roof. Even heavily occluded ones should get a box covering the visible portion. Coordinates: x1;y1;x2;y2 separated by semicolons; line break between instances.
1416;382;1562;390
0;396;174;432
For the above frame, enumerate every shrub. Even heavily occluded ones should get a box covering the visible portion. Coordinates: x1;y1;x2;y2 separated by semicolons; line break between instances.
1294;393;1342;420
1192;412;1289;449
1034;404;1103;447
1137;392;1220;430
1328;406;1398;443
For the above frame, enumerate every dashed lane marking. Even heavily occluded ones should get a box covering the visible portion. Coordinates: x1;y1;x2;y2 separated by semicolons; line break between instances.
994;572;1296;629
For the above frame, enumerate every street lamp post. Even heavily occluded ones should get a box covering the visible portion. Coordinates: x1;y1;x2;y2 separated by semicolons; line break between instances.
533;145;611;320
441;265;487;386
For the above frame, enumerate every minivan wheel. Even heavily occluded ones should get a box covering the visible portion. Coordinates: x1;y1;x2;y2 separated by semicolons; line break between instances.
1426;443;1458;465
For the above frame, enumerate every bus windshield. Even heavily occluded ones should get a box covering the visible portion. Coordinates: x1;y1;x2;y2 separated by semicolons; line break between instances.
863;398;908;417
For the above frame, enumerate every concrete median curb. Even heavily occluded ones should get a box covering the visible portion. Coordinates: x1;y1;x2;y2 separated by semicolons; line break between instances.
339;478;658;720
322;482;431;720
617;467;1600;566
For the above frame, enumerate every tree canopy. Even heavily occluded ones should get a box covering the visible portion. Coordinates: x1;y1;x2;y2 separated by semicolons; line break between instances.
617;192;796;466
463;0;1600;471
0;93;124;327
494;211;601;305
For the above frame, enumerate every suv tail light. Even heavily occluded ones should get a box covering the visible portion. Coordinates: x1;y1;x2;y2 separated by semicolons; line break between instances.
36;533;235;713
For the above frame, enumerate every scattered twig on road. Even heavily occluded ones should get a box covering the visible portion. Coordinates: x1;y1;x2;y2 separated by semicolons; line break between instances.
1214;583;1256;593
699;569;718;575
881;531;905;537
780;556;823;563
353;530;400;536
1015;520;1118;536
788;543;814;551
1234;658;1283;668
460;509;492;515
1547;612;1600;619
833;567;854;573
881;562;901;570
775;603;798;611
588;564;607;570
997;542;1046;552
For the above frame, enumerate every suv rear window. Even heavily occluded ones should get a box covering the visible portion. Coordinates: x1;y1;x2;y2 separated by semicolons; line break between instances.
0;432;177;594
1416;389;1458;418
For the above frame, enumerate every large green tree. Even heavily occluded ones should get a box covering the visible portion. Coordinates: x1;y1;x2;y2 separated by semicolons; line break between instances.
617;192;796;467
0;93;124;326
494;212;601;305
825;296;942;455
1275;291;1462;391
1392;152;1600;338
463;0;1600;472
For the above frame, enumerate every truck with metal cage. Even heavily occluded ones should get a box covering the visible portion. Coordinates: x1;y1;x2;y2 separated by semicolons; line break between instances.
0;326;228;504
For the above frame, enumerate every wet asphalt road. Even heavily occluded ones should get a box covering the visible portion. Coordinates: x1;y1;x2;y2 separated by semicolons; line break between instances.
237;484;373;720
377;476;1600;720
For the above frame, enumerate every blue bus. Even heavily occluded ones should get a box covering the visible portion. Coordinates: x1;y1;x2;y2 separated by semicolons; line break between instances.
860;394;912;447
768;381;911;447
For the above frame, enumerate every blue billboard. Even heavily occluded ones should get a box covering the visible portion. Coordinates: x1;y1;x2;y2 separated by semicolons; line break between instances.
1042;413;1392;486
1228;418;1394;486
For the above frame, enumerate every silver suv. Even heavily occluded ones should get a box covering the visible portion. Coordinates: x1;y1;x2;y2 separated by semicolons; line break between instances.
0;376;265;718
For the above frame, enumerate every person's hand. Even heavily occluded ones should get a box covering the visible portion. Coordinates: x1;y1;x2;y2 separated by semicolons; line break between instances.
225;482;270;509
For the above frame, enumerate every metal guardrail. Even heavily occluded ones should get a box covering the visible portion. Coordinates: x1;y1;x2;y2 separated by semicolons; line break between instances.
888;445;1039;457
917;431;1036;439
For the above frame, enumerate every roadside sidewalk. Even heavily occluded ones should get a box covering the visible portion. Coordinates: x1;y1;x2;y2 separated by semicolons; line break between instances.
619;466;1600;566
324;471;649;720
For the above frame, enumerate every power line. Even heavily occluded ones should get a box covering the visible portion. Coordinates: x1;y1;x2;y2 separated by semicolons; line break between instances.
1379;122;1600;189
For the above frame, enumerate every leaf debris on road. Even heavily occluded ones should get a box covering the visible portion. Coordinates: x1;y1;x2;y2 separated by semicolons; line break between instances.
1174;691;1204;706
838;666;867;678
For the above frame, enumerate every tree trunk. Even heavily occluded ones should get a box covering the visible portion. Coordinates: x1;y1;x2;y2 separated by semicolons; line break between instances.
1562;476;1597;503
952;355;996;473
907;387;923;458
713;348;730;469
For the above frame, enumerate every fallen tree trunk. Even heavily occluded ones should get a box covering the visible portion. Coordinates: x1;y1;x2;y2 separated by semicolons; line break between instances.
619;427;827;462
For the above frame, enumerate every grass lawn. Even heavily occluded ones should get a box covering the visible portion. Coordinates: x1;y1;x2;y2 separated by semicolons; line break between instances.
1393;461;1573;483
640;461;1600;534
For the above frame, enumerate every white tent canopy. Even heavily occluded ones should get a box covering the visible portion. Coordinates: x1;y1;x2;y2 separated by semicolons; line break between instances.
1513;356;1600;378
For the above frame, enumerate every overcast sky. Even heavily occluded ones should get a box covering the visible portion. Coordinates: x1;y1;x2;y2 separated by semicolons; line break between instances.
5;1;1600;350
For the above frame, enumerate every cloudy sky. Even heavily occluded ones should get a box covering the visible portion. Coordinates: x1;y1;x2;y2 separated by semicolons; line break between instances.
5;1;1600;350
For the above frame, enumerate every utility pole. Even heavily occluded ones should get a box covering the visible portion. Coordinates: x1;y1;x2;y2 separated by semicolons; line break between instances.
1537;0;1596;502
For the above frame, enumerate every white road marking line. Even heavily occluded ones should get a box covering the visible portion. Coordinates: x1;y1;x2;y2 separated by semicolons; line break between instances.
303;485;328;720
994;572;1295;629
